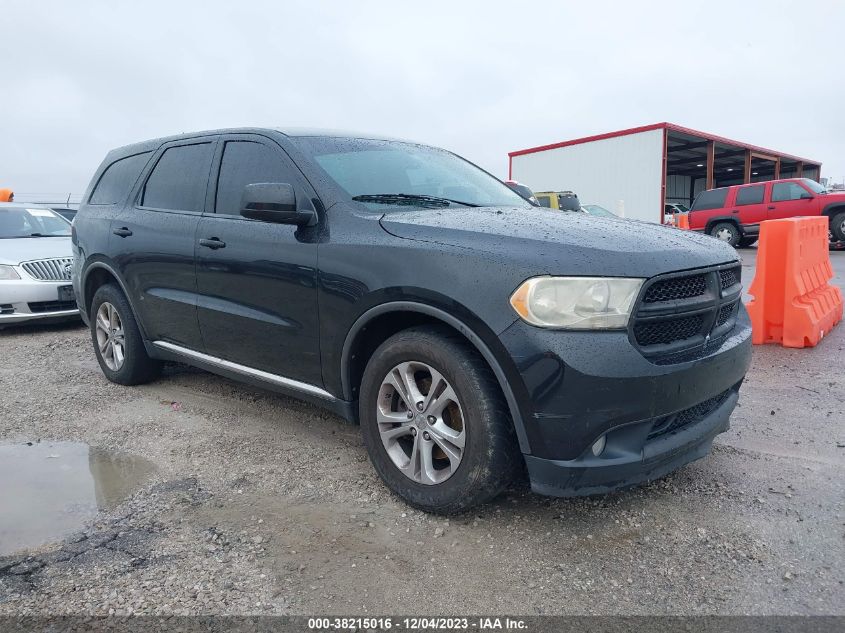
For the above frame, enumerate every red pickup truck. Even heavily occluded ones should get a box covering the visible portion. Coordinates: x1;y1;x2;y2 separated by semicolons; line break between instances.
689;178;845;247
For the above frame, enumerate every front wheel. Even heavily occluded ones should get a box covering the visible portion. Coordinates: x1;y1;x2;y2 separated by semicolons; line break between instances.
359;326;521;514
737;237;757;248
709;222;741;247
831;212;845;242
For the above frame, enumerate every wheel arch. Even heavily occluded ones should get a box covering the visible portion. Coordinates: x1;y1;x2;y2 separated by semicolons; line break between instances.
821;203;845;219
81;260;147;339
704;217;742;235
340;301;531;454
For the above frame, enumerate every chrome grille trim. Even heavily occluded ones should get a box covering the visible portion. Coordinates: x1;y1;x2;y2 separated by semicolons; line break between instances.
21;257;74;281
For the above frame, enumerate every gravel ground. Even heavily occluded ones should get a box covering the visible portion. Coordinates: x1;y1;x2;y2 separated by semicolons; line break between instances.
0;251;843;616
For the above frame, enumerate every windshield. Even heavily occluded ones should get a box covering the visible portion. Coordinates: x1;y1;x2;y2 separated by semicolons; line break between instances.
582;204;617;218
0;207;71;238
801;178;827;194
293;137;530;209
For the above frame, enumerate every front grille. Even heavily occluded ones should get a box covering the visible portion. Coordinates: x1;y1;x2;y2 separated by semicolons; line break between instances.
719;266;741;290
634;314;704;346
643;274;707;303
648;389;733;440
716;302;737;327
27;300;76;313
631;264;742;362
21;258;74;281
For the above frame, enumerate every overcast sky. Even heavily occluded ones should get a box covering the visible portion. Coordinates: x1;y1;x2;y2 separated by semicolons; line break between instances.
2;0;843;202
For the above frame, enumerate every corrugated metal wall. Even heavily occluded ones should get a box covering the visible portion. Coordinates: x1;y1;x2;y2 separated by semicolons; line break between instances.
510;129;664;223
665;175;705;206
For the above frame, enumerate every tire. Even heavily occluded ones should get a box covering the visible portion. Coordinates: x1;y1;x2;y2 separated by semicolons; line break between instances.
831;212;845;242
89;284;162;385
737;237;757;248
709;222;741;247
359;326;521;514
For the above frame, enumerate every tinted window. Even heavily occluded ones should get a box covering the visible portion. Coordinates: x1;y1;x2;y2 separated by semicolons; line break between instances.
772;182;810;202
141;143;214;212
735;185;765;206
215;142;295;215
690;188;728;211
89;152;152;205
558;194;580;211
537;195;551;208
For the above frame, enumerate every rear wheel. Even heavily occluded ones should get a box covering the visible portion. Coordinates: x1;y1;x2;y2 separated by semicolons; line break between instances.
359;326;521;514
90;284;162;385
737;237;757;248
831;212;845;242
709;222;740;247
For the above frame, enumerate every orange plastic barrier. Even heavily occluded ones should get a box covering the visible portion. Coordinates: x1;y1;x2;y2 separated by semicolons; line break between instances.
676;213;690;230
746;217;843;347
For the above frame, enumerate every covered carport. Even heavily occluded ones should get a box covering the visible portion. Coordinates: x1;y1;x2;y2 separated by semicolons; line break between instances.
664;124;822;210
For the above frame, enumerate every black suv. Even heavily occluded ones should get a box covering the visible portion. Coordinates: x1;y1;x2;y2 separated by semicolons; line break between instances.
73;128;752;513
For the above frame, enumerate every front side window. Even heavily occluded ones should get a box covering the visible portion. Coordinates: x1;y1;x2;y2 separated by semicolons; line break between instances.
690;188;728;211
536;195;551;208
801;178;827;194
141;143;214;212
215;142;296;215
772;182;811;202
89;152;152;205
293;137;529;209
0;207;71;239
735;185;765;206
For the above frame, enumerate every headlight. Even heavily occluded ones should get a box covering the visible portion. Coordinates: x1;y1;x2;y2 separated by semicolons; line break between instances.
510;276;644;329
0;265;20;280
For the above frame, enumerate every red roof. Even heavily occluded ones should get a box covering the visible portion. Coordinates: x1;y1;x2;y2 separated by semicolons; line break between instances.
508;122;821;166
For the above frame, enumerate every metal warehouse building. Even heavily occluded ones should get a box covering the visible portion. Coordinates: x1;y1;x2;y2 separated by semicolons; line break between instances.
508;122;822;224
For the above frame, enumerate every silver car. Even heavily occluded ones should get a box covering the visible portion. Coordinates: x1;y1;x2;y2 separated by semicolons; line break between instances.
0;203;79;326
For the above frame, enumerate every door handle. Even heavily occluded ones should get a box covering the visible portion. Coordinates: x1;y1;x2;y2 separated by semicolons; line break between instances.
112;227;133;237
199;237;226;249
767;205;775;210
731;209;740;214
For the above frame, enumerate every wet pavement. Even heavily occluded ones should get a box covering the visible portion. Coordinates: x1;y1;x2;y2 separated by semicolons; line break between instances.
0;251;842;615
0;442;156;556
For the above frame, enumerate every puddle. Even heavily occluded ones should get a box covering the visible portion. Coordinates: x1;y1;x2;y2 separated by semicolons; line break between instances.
0;441;157;556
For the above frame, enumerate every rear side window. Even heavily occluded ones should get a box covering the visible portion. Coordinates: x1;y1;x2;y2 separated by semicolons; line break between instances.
214;141;296;215
690;188;728;211
89;152;152;205
735;185;765;206
141;143;214;212
772;182;810;202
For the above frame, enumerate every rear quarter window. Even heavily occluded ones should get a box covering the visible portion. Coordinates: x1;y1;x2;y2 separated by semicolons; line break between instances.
690;188;728;211
89;152;153;205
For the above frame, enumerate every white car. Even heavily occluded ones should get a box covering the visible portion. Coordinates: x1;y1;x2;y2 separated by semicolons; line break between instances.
0;204;80;326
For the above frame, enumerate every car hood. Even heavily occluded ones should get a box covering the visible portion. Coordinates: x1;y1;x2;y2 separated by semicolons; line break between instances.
379;207;739;277
0;237;73;266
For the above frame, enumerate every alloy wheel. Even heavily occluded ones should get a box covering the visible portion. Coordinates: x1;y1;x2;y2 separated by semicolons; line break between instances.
95;301;126;371
376;361;466;485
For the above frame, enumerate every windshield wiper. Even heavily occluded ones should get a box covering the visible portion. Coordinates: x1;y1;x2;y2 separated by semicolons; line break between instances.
352;193;479;207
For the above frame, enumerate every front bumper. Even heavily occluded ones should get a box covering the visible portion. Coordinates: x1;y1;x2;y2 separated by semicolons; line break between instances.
498;306;752;496
0;277;80;326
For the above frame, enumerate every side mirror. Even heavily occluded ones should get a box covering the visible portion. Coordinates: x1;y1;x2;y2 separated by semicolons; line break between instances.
240;183;316;226
800;193;813;200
